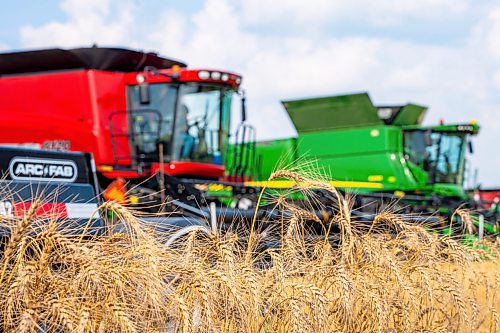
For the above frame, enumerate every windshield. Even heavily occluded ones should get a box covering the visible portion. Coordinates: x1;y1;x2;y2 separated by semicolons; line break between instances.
127;83;232;165
127;83;177;160
173;84;232;164
403;130;466;184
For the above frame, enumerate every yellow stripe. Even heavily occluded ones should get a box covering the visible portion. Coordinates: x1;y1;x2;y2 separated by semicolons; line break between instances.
243;180;384;189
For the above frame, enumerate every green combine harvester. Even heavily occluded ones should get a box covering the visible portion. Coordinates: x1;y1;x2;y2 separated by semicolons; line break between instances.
232;92;497;234
252;92;475;197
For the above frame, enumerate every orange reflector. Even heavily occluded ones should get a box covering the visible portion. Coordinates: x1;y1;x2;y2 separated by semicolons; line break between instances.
98;165;114;172
103;178;127;204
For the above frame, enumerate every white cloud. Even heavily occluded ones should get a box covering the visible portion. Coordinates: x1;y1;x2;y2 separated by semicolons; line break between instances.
148;0;258;71
244;37;382;99
14;0;500;185
473;7;500;96
147;9;188;60
484;8;500;60
238;0;468;27
20;0;135;48
493;71;500;90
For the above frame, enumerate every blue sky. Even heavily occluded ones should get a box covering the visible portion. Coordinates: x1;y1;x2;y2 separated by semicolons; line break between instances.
1;0;500;187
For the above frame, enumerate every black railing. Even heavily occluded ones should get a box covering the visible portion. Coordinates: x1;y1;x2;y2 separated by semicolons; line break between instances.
108;109;163;167
227;123;256;181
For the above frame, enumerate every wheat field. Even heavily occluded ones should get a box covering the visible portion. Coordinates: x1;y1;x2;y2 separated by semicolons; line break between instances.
0;170;498;332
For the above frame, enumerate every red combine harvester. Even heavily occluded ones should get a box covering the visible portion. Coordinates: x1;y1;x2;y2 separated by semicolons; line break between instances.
473;188;500;209
0;47;254;210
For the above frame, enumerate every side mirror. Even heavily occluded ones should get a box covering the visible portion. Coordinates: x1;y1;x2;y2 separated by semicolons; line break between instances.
468;140;474;154
139;84;150;105
240;90;247;122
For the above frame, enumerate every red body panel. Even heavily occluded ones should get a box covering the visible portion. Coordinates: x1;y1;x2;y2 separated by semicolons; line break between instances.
0;69;128;166
151;161;225;178
99;170;147;179
475;189;500;207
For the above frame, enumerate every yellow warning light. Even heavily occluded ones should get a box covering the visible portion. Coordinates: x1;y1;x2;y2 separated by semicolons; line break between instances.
129;195;139;205
170;65;181;79
394;190;405;198
469;119;478;125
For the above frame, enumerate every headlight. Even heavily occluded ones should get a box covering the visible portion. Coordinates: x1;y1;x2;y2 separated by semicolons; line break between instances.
211;71;221;80
198;71;210;79
136;74;146;83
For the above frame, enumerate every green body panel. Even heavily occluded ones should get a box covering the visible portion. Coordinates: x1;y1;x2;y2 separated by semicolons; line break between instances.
296;126;411;191
253;138;297;180
297;126;400;158
432;183;467;198
255;126;423;192
405;160;429;185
